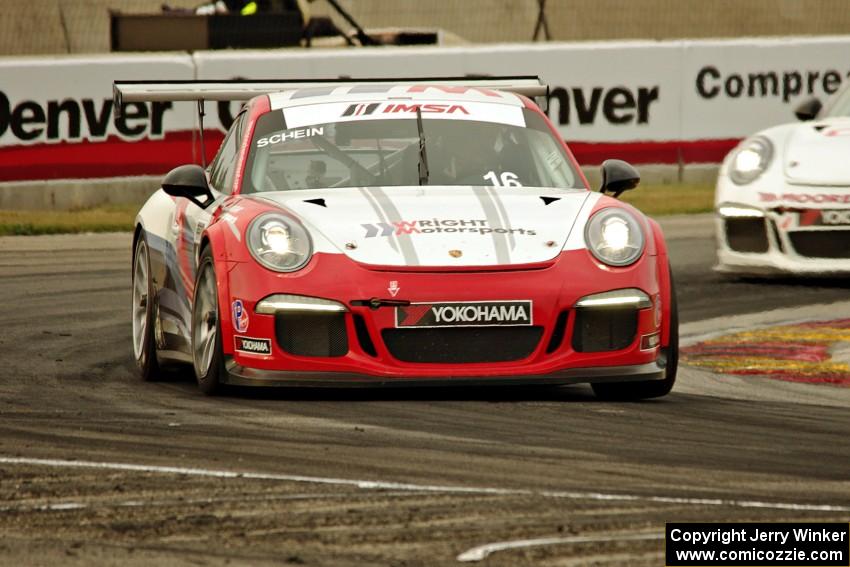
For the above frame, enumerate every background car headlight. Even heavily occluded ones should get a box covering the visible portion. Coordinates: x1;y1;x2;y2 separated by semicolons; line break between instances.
729;136;773;185
247;213;312;272
585;208;645;266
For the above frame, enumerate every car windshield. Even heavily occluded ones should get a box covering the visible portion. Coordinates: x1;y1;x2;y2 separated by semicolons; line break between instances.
242;104;581;193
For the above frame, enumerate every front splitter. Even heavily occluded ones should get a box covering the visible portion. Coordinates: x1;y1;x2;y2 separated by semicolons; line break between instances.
222;358;667;388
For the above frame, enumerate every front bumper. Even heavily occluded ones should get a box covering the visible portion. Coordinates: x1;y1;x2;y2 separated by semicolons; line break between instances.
715;213;850;276
218;248;666;384
223;358;667;387
714;172;850;275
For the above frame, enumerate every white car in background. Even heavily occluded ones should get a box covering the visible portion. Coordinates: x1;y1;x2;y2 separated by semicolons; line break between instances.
715;82;850;275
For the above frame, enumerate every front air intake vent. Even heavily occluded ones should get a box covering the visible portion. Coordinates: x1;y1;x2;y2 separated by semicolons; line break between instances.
545;311;570;353
353;314;378;357
725;218;769;253
572;308;637;353
789;231;850;259
275;312;348;357
382;327;543;363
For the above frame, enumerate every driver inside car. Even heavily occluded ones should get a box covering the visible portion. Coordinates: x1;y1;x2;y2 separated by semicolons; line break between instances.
427;129;504;186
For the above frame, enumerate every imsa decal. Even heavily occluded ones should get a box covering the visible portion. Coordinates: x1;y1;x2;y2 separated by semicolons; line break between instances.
396;301;532;328
285;100;525;129
340;102;468;117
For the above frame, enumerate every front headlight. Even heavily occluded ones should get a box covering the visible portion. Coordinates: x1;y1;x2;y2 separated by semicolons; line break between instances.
585;208;645;266
729;136;773;185
247;213;312;272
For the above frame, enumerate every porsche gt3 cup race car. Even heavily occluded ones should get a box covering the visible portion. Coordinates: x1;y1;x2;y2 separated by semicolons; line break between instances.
715;79;850;275
117;77;677;399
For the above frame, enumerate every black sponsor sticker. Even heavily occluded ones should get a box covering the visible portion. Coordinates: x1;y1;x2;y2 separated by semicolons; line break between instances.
234;336;272;355
255;126;325;148
782;209;850;228
341;103;380;117
396;301;532;328
818;210;850;226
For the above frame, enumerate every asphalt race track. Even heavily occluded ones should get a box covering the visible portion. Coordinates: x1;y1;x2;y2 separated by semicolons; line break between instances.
1;216;850;566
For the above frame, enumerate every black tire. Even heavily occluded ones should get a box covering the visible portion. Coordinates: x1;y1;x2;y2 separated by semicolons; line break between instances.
132;234;166;382
591;266;679;401
191;246;227;395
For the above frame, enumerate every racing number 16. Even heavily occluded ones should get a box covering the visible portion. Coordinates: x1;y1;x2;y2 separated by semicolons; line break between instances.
483;171;522;187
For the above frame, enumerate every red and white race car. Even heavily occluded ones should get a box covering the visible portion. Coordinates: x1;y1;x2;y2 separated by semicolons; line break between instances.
117;77;677;399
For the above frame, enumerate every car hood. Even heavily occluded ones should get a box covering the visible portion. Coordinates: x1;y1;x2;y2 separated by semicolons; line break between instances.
784;117;850;186
258;186;593;267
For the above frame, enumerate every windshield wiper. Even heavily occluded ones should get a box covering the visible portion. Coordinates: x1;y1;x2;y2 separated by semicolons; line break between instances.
416;106;429;186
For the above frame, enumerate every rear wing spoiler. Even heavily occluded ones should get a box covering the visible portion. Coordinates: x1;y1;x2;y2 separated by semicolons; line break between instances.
113;77;549;167
112;76;549;113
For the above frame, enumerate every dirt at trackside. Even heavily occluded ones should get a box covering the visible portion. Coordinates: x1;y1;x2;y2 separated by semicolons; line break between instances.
3;463;848;567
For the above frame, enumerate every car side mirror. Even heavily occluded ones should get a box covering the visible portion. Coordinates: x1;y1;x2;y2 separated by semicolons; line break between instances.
162;164;215;209
599;159;640;198
794;97;822;121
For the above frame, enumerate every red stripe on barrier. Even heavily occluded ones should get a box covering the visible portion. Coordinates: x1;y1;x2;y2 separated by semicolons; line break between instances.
0;131;224;182
0;134;739;182
568;138;740;166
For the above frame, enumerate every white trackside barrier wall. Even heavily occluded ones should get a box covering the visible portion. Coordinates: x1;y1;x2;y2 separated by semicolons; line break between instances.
1;36;849;184
0;54;197;182
679;38;850;142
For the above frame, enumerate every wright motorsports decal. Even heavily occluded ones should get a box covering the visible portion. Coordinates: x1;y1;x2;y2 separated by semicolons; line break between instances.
362;218;537;238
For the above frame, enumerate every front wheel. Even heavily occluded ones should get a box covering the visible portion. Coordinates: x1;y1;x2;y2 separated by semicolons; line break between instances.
132;234;165;381
191;246;226;395
591;266;678;401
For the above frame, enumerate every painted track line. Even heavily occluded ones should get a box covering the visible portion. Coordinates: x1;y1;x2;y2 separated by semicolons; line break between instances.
0;491;418;514
457;532;663;562
2;456;849;514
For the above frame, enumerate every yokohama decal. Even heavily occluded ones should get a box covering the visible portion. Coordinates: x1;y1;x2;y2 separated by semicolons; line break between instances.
234;335;272;355
780;209;850;228
396;301;532;328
